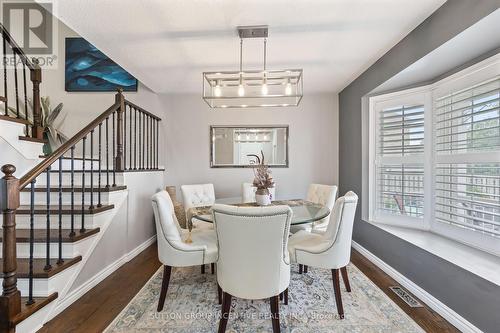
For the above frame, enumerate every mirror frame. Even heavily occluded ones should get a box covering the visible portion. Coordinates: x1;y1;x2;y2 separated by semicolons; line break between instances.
210;125;289;168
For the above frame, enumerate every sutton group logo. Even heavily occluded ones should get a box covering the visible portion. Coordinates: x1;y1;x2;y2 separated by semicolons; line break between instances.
1;0;58;68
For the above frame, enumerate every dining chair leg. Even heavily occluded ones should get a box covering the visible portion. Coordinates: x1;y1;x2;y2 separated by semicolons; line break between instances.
157;265;172;312
279;292;283;301
211;263;215;274
284;288;288;305
218;292;232;333
340;266;351;292
270;295;281;333
217;283;223;305
304;265;308;273
299;264;303;274
201;264;205;274
332;269;344;319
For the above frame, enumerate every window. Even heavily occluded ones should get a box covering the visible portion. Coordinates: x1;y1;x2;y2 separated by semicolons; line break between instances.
434;77;500;241
369;90;430;228
368;55;500;255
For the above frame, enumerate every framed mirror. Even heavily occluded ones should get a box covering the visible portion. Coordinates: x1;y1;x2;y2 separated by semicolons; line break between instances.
210;125;289;168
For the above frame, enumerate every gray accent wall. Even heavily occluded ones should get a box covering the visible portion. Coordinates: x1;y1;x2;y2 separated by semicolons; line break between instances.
338;1;500;332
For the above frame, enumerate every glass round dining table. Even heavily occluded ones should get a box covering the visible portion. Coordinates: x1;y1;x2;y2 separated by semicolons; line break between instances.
189;197;330;225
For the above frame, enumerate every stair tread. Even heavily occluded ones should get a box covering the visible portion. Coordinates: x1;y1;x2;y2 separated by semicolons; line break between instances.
0;228;100;243
0;114;30;125
18;136;47;144
21;185;127;192
12;293;58;326
0;256;82;279
17;204;114;215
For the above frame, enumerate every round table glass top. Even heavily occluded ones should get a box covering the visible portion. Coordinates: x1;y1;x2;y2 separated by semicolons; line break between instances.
189;197;330;225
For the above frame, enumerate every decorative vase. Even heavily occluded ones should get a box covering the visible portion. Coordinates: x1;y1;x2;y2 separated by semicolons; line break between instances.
255;188;271;206
42;131;52;156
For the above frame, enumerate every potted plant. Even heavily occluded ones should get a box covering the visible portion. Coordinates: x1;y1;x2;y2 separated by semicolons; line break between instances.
248;151;275;206
5;96;68;155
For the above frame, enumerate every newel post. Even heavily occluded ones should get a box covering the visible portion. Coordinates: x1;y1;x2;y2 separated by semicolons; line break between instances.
0;165;21;333
115;88;125;172
30;58;43;140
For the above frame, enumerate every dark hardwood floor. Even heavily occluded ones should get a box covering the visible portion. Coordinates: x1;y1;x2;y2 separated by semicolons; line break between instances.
351;249;460;333
38;244;161;333
37;245;458;333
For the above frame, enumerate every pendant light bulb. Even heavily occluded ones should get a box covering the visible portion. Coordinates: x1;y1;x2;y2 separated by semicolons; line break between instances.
238;75;245;97
214;80;222;97
285;78;292;96
261;83;268;95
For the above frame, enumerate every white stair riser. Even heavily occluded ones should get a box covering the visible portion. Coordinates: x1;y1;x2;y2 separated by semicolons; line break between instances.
51;159;100;171
35;172;124;187
2;265;79;297
20;191;112;205
14;213;106;229
0;237;95;259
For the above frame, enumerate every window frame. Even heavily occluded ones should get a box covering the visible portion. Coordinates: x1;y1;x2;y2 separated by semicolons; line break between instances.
367;54;500;256
368;87;432;230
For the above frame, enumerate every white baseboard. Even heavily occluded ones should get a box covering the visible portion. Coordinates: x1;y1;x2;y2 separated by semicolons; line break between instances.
352;241;482;333
53;235;157;316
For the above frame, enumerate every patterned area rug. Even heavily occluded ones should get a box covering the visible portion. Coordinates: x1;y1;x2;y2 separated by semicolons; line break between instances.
105;264;424;333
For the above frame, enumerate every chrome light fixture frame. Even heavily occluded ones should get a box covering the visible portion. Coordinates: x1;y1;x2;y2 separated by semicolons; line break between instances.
202;26;303;108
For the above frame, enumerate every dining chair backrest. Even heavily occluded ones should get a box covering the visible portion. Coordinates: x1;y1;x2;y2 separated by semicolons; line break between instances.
181;184;215;213
242;182;276;203
212;204;292;300
152;191;184;265
306;184;337;228
323;191;358;267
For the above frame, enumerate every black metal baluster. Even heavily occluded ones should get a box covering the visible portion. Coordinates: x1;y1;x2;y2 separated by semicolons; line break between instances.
151;118;156;169
106;117;110;188
23;60;29;135
44;167;52;271
138;110;142;169
146;115;149;169
98;123;102;207
81;136;86;232
124;105;127;170
112;111;116;186
57;157;63;265
149;116;152;169
27;179;36;305
129;105;132;171
134;108;137;170
2;34;7;115
156;119;159;169
142;113;145;169
70;146;75;237
90;130;94;210
13;52;19;118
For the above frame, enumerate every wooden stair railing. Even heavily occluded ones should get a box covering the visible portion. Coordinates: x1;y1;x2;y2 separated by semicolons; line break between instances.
1;88;162;332
0;23;43;140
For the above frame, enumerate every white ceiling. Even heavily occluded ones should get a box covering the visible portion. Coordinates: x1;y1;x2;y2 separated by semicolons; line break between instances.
52;0;446;94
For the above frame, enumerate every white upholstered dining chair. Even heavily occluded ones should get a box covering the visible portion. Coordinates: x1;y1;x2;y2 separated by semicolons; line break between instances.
181;183;215;230
287;191;358;319
242;182;276;203
152;190;218;312
212;204;293;333
290;184;337;234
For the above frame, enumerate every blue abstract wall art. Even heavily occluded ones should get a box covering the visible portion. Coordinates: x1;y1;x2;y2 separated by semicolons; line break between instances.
65;37;138;92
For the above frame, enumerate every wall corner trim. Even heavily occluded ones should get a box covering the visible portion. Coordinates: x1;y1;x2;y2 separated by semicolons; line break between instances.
351;241;482;333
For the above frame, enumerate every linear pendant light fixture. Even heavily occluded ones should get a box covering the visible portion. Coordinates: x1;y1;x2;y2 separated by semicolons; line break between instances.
203;25;303;108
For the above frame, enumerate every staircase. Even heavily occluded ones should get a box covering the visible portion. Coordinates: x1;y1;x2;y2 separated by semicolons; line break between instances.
0;24;162;333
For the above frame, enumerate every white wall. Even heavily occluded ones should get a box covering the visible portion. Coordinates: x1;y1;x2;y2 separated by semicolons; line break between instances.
40;20;164;142
160;93;339;200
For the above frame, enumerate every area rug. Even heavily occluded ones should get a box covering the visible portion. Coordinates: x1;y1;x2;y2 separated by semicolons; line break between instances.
105;264;424;333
